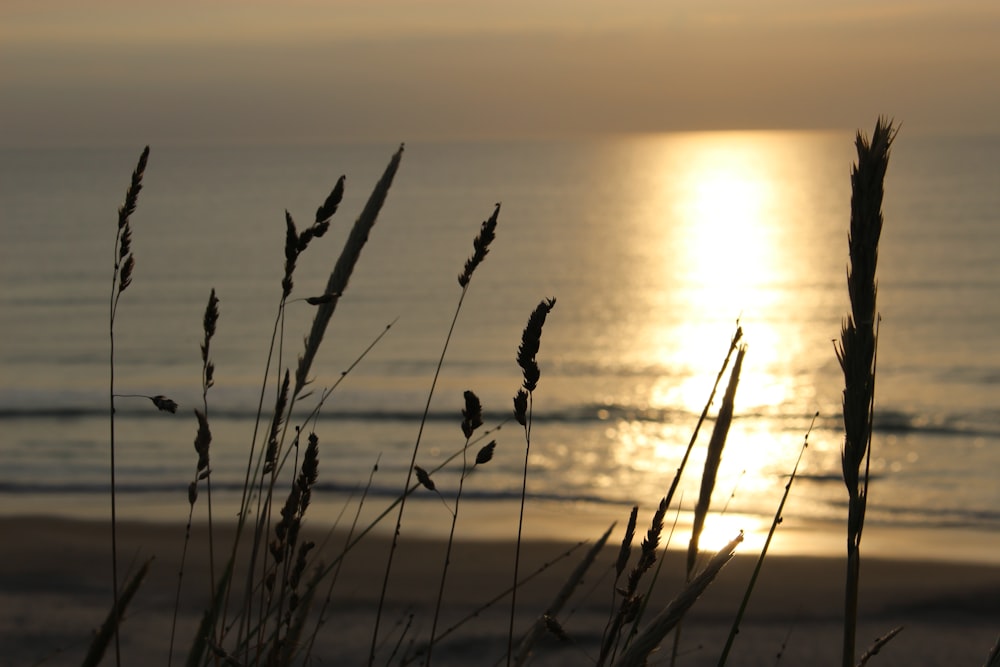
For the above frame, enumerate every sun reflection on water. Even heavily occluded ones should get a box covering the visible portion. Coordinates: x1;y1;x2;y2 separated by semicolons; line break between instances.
651;133;804;406
604;131;837;550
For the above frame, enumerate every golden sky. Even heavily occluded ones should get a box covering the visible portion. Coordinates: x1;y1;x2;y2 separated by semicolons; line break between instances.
2;0;998;146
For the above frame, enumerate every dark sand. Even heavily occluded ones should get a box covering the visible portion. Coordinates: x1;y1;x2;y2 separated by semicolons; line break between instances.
1;517;998;666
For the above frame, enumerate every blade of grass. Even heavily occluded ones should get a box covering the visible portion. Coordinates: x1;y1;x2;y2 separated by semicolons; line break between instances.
857;626;904;667
613;534;743;667
513;524;616;667
82;558;152;667
673;344;746;663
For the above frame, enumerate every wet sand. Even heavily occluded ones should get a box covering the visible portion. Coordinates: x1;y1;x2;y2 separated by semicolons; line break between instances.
1;516;998;666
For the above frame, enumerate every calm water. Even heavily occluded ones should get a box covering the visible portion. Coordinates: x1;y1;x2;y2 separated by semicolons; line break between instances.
1;132;998;563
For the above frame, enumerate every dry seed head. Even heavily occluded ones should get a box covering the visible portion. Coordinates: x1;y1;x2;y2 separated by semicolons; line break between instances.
275;484;302;552
516;297;556;392
461;390;483;438
118;255;135;293
201;289;220;388
118;224;132;262
475;440;497;465
621;594;643;624
458;203;500;287
414;465;435;491
616;506;639;580
297;214;331;253
283;211;299;298
264;371;291;474
305;293;339;305
839;118;894;502
543;614;569;642
315;175;346;224
513;389;528;426
290;540;316;590
202;288;219;342
117;146;149;230
151;395;178;413
193;408;211;471
297;433;320;513
296;225;315;253
627;496;668;593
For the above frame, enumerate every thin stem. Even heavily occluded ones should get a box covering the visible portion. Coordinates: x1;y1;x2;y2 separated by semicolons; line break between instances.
411;541;584;665
369;285;470;666
717;415;815;666
426;437;472;666
108;218;125;667
508;393;532;667
303;454;381;664
168;504;195;667
228;302;285;653
309;423;504;587
108;310;121;667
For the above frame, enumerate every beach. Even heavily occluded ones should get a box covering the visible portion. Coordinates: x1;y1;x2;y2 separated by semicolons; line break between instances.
2;516;998;666
4;2;1000;664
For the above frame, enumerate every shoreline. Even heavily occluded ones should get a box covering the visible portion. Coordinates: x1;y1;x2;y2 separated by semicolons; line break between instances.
2;516;998;665
5;490;1000;567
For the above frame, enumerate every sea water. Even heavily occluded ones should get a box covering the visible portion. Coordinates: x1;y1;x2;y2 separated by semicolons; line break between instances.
1;131;998;563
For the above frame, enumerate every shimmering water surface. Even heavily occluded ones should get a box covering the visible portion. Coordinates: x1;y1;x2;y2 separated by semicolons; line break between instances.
2;132;998;562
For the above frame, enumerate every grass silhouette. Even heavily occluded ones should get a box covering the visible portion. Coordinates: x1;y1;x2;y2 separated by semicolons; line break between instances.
80;119;1000;666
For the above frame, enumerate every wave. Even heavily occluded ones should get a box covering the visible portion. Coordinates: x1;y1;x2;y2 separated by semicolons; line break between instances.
3;401;997;439
834;499;1000;531
0;479;625;508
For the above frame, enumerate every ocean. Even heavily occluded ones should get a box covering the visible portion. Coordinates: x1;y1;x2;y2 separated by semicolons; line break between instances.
1;131;998;563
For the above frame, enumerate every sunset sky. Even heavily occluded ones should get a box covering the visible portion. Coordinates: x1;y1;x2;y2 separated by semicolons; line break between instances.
3;0;998;146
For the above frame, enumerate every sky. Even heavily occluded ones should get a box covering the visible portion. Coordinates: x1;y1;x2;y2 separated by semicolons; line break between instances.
2;0;999;146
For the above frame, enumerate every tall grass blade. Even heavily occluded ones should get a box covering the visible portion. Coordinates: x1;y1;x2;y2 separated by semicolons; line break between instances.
185;557;234;667
405;541;586;664
81;558;152;667
672;343;745;663
613;534;743;667
625;326;742;642
984;635;1000;667
856;626;903;667
513;524;615;667
295;144;404;396
686;345;746;576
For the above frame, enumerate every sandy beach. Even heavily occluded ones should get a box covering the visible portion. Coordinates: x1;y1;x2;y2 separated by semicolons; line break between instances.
1;516;998;666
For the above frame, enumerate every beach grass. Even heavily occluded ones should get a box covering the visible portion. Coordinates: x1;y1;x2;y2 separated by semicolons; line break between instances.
74;119;1000;666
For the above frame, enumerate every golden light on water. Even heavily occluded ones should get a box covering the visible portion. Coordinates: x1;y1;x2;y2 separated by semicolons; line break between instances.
613;132;827;550
652;132;801;408
690;513;768;554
